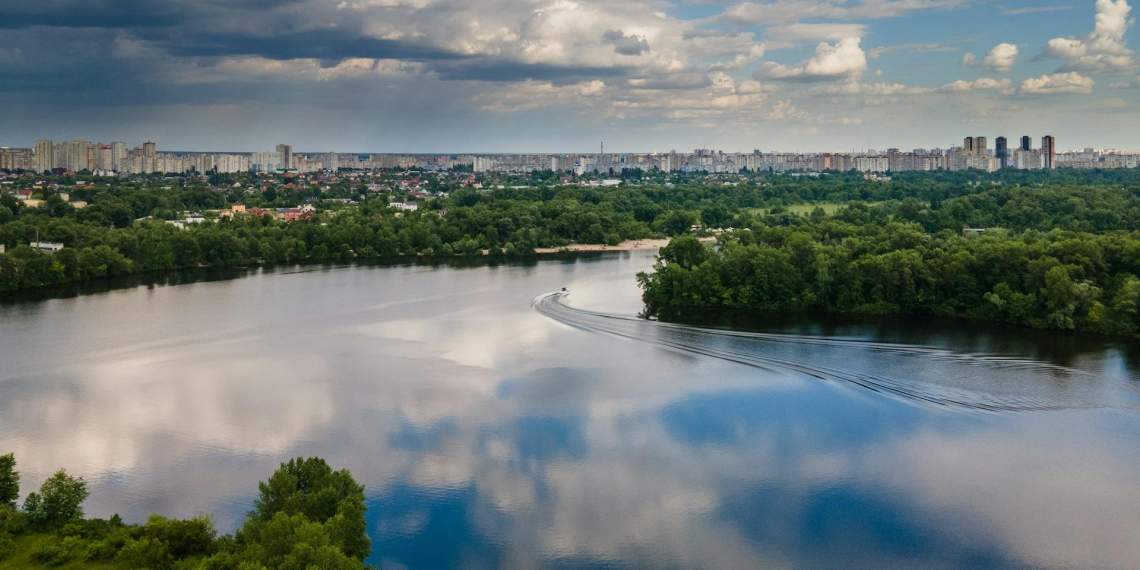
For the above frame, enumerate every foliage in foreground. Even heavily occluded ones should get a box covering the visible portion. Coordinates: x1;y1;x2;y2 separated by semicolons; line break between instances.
0;453;371;569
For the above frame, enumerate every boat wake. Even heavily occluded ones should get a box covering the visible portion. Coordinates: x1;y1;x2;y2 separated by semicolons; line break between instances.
533;293;1111;413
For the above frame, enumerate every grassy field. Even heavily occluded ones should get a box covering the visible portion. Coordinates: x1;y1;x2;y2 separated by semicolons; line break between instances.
0;534;120;569
753;202;845;216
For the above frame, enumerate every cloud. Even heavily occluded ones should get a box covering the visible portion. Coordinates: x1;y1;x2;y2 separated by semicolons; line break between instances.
937;77;1014;92
602;29;650;56
814;77;1013;97
984;43;1019;71
758;37;867;82
961;44;1019;71
0;47;20;63
1000;5;1075;15
1108;74;1140;87
1043;37;1089;59
1040;0;1134;72
764;23;868;42
866;42;955;59
1019;71;1096;93
718;0;970;26
708;45;766;71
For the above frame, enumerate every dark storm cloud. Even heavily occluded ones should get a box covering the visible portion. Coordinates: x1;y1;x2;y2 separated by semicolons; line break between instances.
0;0;313;29
0;0;644;86
428;60;630;83
140;29;467;63
0;0;189;29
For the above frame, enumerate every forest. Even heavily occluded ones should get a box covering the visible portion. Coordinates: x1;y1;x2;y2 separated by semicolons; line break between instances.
0;453;371;569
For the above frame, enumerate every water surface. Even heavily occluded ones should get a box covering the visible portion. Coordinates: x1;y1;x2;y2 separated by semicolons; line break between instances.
2;252;1139;569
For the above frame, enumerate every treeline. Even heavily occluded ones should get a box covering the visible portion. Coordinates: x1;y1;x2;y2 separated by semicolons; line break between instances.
0;453;372;569
8;171;1140;294
0;194;666;291
639;222;1140;335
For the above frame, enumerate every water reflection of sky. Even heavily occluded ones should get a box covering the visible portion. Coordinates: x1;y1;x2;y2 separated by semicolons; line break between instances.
1;251;1139;569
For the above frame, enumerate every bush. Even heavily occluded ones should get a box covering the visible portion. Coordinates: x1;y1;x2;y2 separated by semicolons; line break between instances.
0;531;15;561
143;514;216;559
0;503;26;535
117;536;173;569
29;535;88;565
23;470;89;530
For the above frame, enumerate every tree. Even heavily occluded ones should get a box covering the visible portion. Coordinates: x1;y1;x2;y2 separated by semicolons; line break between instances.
249;457;369;561
0;454;17;507
659;235;709;269
23;470;89;530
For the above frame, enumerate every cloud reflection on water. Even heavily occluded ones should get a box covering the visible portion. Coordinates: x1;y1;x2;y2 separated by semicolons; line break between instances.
0;254;1138;569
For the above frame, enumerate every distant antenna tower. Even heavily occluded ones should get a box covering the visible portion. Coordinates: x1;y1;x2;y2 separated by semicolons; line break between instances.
600;142;604;155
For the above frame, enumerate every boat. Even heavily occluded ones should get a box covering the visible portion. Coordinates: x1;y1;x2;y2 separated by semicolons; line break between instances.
560;287;570;295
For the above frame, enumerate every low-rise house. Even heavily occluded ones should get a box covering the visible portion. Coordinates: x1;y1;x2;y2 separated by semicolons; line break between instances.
277;208;314;222
31;241;64;253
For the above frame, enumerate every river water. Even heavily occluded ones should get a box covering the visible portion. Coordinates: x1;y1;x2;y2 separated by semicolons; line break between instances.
2;251;1140;569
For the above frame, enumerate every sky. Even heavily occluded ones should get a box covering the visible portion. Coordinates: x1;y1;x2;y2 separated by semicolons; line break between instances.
1;0;1139;153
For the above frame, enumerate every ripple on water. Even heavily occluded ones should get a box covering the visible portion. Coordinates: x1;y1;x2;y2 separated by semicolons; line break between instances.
533;293;1124;413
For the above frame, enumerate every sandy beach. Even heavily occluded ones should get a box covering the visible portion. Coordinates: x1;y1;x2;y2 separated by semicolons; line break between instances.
533;238;673;253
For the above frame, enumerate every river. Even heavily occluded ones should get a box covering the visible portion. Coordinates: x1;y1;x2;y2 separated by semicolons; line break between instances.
2;251;1139;569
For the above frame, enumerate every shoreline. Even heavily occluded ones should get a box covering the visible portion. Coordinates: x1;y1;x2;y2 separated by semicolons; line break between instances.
532;238;673;254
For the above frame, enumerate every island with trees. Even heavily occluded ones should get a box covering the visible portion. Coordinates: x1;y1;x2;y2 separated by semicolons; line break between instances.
638;182;1140;336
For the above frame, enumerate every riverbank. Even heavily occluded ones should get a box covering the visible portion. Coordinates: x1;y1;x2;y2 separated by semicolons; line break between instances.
533;238;673;254
0;247;665;303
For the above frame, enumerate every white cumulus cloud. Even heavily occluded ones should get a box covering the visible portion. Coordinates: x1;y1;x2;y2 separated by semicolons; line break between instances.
1020;72;1096;94
1041;0;1134;72
983;43;1019;71
962;44;1019;71
759;37;867;82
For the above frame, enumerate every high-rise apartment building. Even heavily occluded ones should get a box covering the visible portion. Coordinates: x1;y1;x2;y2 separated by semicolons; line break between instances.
111;142;127;172
325;152;339;171
35;139;53;173
1041;136;1056;169
1020;136;1031;151
142;141;157;174
96;145;114;171
975;136;987;156
276;144;293;170
52;143;67;169
995;137;1008;168
963;137;975;154
67;140;90;172
252;150;283;173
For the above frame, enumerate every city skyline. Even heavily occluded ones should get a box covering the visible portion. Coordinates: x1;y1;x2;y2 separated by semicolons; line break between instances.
1;0;1139;151
8;132;1125;174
